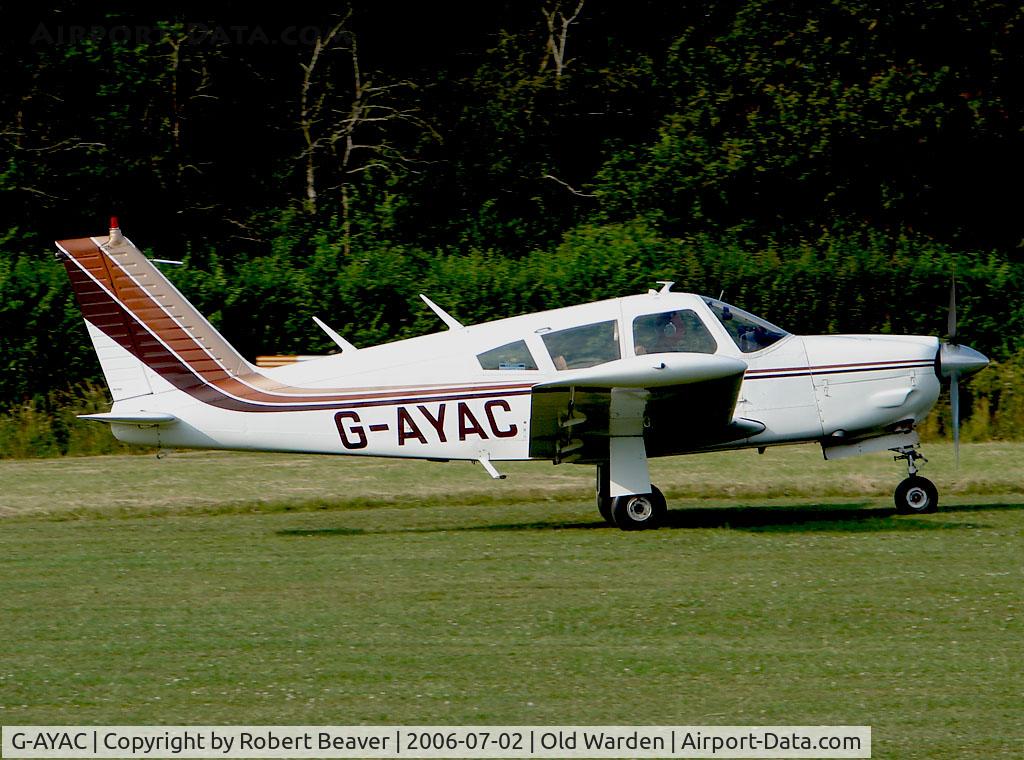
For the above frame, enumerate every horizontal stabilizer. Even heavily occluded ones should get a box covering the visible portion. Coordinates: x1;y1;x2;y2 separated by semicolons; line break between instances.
78;412;178;425
536;353;747;390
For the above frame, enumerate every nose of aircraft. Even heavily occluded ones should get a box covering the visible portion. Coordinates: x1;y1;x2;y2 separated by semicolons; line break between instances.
938;343;989;379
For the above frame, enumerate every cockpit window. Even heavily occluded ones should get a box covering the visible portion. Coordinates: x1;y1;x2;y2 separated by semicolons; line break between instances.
633;310;717;355
542;320;621;371
477;340;538;370
704;297;789;353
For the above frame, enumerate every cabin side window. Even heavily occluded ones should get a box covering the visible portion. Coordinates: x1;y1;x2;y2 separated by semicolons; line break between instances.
633;310;717;355
542;320;621;370
476;340;538;370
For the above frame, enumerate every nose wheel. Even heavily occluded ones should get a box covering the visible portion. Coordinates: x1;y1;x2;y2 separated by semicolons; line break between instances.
891;445;939;514
895;475;938;513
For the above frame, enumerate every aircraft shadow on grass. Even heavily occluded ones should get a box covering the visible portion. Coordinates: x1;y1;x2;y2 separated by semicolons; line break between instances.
276;500;1022;537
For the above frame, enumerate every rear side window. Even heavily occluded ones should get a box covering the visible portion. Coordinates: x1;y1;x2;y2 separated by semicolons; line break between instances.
477;340;538;370
633;310;717;355
542;320;621;371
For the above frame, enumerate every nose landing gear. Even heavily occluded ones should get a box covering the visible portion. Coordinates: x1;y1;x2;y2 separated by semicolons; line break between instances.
891;445;939;514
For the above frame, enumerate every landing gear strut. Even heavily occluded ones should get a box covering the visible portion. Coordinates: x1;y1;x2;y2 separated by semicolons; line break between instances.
596;463;666;530
891;445;939;514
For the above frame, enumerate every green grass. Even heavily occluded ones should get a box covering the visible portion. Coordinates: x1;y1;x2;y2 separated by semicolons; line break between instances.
0;443;1022;758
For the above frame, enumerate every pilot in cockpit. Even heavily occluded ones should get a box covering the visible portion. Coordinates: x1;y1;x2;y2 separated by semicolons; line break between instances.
651;311;688;353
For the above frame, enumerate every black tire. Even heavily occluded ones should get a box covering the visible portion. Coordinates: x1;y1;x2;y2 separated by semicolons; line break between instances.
611;486;667;531
894;476;939;514
596;463;614;524
649;485;667;522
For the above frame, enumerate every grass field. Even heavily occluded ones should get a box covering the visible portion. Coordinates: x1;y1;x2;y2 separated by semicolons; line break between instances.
1;443;1022;758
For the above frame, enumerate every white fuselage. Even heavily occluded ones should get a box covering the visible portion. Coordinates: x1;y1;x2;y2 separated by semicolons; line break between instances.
106;292;941;462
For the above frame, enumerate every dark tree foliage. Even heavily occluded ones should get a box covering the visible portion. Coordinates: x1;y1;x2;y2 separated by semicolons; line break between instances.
596;0;1024;248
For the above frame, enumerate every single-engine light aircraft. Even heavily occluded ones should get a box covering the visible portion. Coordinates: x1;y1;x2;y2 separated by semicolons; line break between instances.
57;221;989;529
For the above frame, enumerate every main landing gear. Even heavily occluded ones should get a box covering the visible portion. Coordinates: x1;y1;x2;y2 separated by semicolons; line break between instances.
596;464;667;530
891;444;939;514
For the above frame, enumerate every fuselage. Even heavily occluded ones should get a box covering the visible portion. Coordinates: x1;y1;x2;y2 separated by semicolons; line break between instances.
107;290;942;462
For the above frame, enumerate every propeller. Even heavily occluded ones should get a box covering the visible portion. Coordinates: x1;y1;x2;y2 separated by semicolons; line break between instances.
947;277;957;342
948;280;959;465
937;278;988;466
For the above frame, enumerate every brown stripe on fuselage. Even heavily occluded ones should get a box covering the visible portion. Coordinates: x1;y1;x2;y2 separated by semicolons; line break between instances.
746;358;934;376
744;360;934;381
58;236;536;411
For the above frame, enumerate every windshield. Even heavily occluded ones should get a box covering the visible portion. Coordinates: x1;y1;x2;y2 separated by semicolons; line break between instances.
703;297;789;353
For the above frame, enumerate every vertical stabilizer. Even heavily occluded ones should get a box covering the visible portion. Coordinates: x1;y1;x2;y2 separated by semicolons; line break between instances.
56;220;254;402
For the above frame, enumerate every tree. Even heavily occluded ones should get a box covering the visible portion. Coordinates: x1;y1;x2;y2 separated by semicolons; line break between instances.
298;14;436;254
594;0;1024;251
539;0;585;82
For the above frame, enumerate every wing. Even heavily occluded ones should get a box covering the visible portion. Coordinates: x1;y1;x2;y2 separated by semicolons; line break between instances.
528;354;764;463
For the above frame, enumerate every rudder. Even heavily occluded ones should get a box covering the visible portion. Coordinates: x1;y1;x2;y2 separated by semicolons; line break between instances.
56;220;253;402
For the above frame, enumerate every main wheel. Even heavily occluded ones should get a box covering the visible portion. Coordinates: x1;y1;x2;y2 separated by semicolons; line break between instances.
894;476;939;514
610;486;667;531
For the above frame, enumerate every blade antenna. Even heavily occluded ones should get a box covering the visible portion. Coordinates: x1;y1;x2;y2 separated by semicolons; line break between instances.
419;294;464;330
312;316;358;353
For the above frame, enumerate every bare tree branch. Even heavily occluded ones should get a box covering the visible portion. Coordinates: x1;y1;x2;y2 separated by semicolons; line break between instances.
542;173;597;197
299;13;351;214
297;16;439;255
540;0;585;81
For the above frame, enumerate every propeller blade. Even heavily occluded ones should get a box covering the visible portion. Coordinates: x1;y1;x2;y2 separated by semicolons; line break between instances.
947;278;958;342
950;372;960;468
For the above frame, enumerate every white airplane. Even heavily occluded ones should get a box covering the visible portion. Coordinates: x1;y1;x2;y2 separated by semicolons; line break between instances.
57;220;989;530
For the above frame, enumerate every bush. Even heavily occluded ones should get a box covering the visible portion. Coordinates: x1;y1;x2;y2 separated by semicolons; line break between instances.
0;384;148;459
